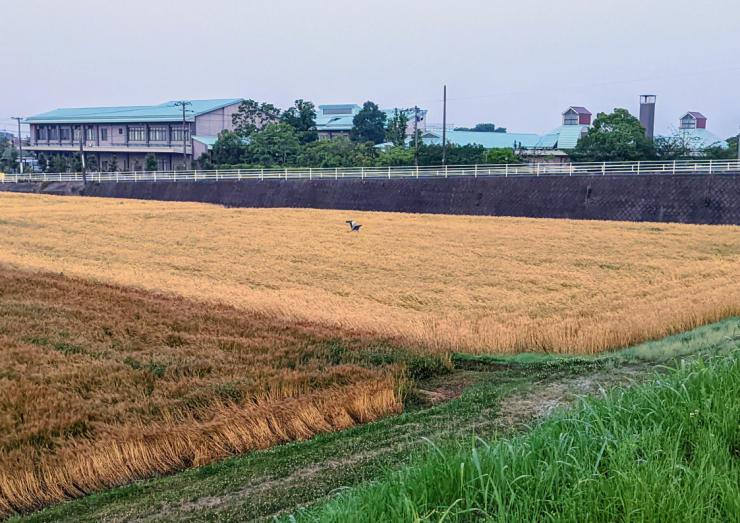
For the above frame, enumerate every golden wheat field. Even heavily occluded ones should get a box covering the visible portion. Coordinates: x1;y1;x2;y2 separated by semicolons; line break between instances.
0;267;402;517
2;192;740;354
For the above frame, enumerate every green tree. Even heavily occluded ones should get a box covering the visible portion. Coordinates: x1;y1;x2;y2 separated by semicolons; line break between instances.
52;155;68;173
376;145;415;166
211;130;249;165
350;101;387;144
86;154;99;171
1;144;18;173
484;147;521;164
232;99;282;138
145;153;158;171
197;152;213;170
246;123;300;167
654;129;702;160
109;155;119;172
569;109;655;162
281;99;319;144
37;153;48;173
385;109;409;147
454;123;507;133
71;152;83;173
297;136;377;167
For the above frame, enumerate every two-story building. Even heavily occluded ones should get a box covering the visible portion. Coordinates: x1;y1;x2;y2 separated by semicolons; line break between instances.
24;99;243;171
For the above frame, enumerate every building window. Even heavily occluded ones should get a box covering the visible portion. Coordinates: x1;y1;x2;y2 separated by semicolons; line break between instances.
74;128;81;141
171;126;190;142
36;127;48;141
101;128;108;141
119;128;123;135
323;108;353;115
102;160;109;171
149;126;167;141
680;116;696;130
86;127;97;141
61;128;71;141
49;127;59;141
157;158;168;171
128;127;145;141
563;111;578;126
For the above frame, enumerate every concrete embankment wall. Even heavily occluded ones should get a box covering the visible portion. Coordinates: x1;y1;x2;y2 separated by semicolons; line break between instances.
3;175;740;225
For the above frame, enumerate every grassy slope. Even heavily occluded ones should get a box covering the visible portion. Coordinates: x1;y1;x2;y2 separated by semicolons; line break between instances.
14;318;740;523
293;347;740;522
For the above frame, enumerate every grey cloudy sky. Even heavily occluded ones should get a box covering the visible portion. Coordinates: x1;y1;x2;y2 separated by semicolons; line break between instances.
2;0;739;139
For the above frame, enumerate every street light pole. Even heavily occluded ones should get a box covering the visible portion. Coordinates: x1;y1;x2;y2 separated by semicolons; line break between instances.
173;101;192;170
11;117;22;173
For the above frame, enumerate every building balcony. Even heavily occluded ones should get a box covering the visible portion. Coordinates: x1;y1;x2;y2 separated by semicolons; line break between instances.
26;142;192;154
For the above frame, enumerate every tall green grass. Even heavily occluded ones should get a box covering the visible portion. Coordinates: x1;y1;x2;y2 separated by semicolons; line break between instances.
291;352;740;522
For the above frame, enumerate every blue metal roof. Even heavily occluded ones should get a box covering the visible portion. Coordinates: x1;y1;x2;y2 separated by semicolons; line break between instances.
24;99;244;124
655;129;728;149
536;124;590;150
316;105;427;132
192;136;219;147
419;130;542;149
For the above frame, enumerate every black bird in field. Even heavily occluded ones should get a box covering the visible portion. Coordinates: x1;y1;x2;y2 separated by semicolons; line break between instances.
346;220;362;232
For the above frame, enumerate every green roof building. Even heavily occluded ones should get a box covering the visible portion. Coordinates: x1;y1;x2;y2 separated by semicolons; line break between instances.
24;99;243;171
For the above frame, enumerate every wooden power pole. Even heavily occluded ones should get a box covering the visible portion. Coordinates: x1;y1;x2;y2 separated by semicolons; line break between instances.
173;101;192;169
442;86;447;165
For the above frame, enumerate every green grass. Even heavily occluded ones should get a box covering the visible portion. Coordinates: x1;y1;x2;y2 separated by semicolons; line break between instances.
287;351;740;523
11;319;740;523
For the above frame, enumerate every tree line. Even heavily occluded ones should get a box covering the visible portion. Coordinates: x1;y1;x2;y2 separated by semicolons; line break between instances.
7;102;738;174
197;99;520;170
569;109;738;162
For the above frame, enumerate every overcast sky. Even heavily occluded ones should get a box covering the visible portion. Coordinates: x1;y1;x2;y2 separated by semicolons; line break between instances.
2;0;739;139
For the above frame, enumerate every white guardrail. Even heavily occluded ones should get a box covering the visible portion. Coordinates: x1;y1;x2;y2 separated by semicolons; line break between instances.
2;159;740;183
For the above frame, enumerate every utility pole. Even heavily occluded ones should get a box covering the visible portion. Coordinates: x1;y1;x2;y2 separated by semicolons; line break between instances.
173;101;192;170
442;86;447;165
414;106;419;168
79;124;87;185
11;117;22;173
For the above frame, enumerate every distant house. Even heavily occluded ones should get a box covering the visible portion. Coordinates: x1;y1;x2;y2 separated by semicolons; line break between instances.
24;99;244;171
534;107;592;151
316;104;427;139
416;106;592;163
653;112;728;152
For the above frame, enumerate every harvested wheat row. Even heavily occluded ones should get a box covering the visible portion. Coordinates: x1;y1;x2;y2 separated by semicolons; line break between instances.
0;379;400;517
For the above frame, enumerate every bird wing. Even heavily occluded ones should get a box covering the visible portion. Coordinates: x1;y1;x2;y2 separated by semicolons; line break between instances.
347;221;356;227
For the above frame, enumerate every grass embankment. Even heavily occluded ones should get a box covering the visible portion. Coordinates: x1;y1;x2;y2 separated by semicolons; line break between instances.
292;352;740;522
0;268;436;518
3;192;740;354
14;319;740;523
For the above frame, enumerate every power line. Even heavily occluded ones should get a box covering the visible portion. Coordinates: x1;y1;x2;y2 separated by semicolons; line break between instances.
414;65;740;106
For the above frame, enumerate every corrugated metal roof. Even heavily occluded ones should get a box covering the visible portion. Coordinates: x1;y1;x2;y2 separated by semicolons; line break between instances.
683;111;707;120
25;99;244;124
316;106;427;132
192;136;218;147
419;131;542;149
656;129;727;149
537;124;590;149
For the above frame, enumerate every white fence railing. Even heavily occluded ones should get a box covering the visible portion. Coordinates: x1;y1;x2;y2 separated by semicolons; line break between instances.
2;159;739;184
